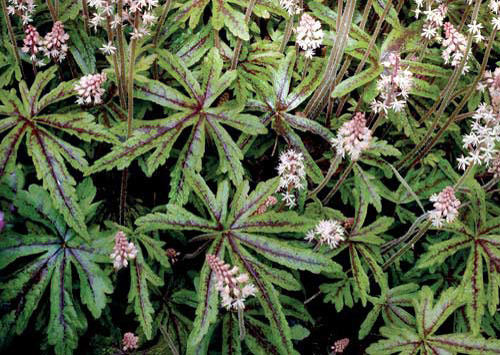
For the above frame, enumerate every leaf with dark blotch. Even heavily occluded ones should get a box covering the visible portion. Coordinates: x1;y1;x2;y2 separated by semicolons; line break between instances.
231;232;340;273
27;128;88;239
187;237;224;351
0;184;112;355
34;113;118;143
228;236;295;355
222;314;242;355
136;207;218;233
158;49;202;102
0;121;28;177
134;78;196;110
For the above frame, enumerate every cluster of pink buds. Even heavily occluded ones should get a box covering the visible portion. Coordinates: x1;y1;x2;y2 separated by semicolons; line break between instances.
295;13;324;59
331;338;350;354
110;231;138;270
21;25;43;65
428;186;460;227
442;22;470;72
331;112;372;161
277;149;306;208
42;21;69;62
122;332;139;351
7;0;36;25
166;248;181;264
206;254;257;310
305;219;345;249
254;195;278;215
371;52;414;114
88;0;159;41
457;103;500;170
74;72;107;105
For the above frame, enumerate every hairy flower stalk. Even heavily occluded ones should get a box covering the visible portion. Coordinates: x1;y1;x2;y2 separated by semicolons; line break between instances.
306;219;345;249
110;231;138;270
74;72;107;105
428;186;460;227
296;13;323;59
0;211;4;232
371;52;414;114
277;149;306;208
279;0;301;53
122;332;139;351
331;112;372;161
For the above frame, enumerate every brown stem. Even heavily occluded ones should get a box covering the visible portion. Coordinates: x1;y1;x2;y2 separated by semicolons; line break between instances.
47;0;57;21
82;0;90;34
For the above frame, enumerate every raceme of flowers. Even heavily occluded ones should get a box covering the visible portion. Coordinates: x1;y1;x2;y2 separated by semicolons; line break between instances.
42;21;70;63
277;149;306;208
19;21;69;65
428;186;461;227
305;219;345;249
457;103;500;170
122;332;139;351
205;254;257;310
442;22;470;72
296;13;324;59
331;112;372;161
110;231;138;270
22;25;43;64
371;52;414;114
74;72;108;105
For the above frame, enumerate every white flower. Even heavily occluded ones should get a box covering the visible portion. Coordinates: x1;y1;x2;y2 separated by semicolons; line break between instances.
276;149;306;208
306;219;345;249
100;41;117;55
280;0;302;15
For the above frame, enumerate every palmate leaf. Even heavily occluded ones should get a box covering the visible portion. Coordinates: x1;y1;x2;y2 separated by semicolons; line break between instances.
366;286;500;355
238;51;331;183
359;283;418;340
418;197;500;335
89;48;265;204
0;67;115;239
173;0;284;40
137;173;336;354
0;181;112;355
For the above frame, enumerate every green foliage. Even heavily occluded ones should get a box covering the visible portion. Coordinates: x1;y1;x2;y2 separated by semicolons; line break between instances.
0;177;112;355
